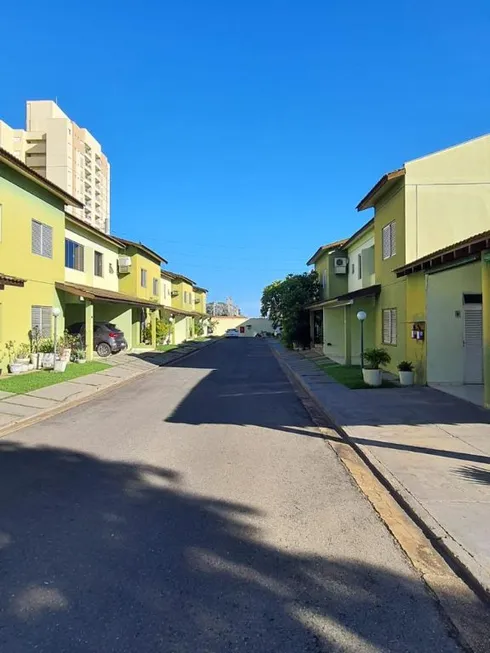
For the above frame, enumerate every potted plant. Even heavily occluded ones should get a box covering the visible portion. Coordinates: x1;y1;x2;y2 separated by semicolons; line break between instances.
39;338;55;369
397;360;414;386
29;327;42;369
60;331;75;362
5;341;23;374
15;343;31;370
362;348;391;387
71;346;86;364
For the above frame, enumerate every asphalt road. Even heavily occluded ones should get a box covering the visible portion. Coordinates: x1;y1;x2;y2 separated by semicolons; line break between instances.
0;339;463;652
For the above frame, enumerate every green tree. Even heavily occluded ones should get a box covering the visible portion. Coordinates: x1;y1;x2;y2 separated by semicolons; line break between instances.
261;271;320;348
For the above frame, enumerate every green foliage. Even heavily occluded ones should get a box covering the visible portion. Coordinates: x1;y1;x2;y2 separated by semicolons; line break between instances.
156;318;171;344
261;271;320;348
397;360;414;372
38;338;54;353
362;348;391;370
4;340;17;364
16;343;30;359
194;318;204;337
0;362;110;394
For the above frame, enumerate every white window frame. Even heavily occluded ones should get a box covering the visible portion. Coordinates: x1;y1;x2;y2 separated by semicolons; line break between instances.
382;221;396;259
141;268;147;288
94;251;104;277
382;308;397;345
357;253;362;280
152;278;159;296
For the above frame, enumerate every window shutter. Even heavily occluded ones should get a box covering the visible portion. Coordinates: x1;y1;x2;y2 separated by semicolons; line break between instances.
390;221;396;256
42;223;53;258
41;307;52;337
32;220;42;255
382;225;390;259
31;306;41;332
382;310;391;344
357;253;362;280
390;309;397;345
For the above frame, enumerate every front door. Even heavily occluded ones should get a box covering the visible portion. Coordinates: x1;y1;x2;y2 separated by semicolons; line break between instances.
463;304;483;384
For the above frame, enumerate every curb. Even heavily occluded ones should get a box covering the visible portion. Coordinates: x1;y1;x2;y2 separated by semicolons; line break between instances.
0;339;220;440
271;345;490;604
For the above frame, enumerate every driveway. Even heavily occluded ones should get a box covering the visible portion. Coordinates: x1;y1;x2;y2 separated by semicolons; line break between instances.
0;339;462;652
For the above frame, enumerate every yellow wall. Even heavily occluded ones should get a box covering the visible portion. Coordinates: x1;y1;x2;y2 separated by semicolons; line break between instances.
65;221;120;291
194;290;207;315
405;273;427;384
118;250;161;301
374;182;407;373
0;162;65;370
323;307;346;363
170;279;195;312
405;134;490;263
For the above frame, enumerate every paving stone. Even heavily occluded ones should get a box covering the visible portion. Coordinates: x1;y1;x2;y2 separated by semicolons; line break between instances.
0;390;15;400
67;373;119;387
0;402;41;417
1;395;59;410
28;382;94;402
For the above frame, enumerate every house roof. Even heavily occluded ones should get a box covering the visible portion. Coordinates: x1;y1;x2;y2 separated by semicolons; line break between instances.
116;237;167;264
356;168;405;211
306;239;348;266
160;269;196;285
193;285;208;293
342;218;375;250
394;230;490;278
65;213;123;248
0;147;83;208
306;284;381;310
55;281;160;309
0;272;26;288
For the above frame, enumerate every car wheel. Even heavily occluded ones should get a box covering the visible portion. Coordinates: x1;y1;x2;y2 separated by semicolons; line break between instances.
96;342;112;358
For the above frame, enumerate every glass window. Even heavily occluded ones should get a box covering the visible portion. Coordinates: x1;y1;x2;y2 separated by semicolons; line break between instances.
141;268;147;288
153;278;159;296
94;251;103;277
358;253;362;279
65;239;84;271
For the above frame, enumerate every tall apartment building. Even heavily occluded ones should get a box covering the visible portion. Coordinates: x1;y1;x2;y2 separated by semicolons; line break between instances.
0;101;110;233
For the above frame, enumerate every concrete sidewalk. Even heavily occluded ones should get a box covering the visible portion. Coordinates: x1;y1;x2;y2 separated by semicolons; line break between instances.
271;342;490;600
0;340;215;435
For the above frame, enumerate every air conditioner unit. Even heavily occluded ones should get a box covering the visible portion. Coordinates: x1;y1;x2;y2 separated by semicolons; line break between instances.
118;256;132;273
334;256;348;274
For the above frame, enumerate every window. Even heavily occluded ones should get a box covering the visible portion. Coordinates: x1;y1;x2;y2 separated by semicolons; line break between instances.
65;239;84;271
0;204;2;242
183;290;187;304
351;263;355;275
32;220;53;258
152;278;159;296
358;253;362;280
382;308;397;345
141;268;147;287
321;269;327;288
31;306;52;338
94;251;103;277
382;221;396;259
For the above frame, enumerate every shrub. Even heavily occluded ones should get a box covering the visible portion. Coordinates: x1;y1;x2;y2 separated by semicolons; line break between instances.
397;360;414;372
363;348;391;370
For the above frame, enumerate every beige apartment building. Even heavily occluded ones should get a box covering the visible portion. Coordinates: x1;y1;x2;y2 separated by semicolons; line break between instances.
0;100;110;233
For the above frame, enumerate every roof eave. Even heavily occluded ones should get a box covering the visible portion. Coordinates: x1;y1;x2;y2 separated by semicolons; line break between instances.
356;169;405;211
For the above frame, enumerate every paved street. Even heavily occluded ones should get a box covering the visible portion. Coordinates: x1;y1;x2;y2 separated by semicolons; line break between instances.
0;339;464;652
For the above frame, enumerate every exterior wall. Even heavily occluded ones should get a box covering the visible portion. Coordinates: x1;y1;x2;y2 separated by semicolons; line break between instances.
349;296;376;365
62;299;134;350
426;262;481;385
323;307;346;363
314;250;348;300
173;315;188;344
347;232;375;293
160;276;172;308
406;273;427;384
210;317;274;337
0;162;66;370
405;135;490;263
194;290;207;315
171;279;195;312
118;248;161;301
64;222;120;291
374;182;407;374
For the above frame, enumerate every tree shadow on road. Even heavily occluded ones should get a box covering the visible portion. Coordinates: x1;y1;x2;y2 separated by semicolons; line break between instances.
0;440;464;652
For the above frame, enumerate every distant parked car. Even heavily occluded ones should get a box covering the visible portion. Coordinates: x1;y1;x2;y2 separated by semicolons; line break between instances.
225;328;239;338
67;322;128;357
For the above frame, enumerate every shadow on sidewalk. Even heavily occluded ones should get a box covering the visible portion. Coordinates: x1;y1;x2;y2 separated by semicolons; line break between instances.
455;464;490;485
0;440;469;651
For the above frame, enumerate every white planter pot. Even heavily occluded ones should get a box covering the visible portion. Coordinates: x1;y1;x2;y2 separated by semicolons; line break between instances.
399;370;414;386
30;352;41;368
75;359;86;364
28;363;34;371
15;357;30;365
54;360;67;373
362;368;382;387
61;348;71;362
42;353;55;369
9;363;24;374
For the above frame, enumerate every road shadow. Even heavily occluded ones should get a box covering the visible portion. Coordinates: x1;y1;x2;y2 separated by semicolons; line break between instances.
454;464;490;485
0;440;466;652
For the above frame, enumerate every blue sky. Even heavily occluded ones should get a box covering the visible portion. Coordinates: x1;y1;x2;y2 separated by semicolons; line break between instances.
1;1;489;315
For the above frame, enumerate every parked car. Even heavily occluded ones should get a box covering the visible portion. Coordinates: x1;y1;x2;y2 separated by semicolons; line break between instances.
225;328;239;338
67;322;128;357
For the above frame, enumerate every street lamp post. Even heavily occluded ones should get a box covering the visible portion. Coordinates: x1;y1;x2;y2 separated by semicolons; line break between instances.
52;307;61;361
356;310;367;368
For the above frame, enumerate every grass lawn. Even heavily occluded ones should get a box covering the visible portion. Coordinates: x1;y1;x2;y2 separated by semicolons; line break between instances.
317;362;396;389
0;361;110;394
156;344;179;352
